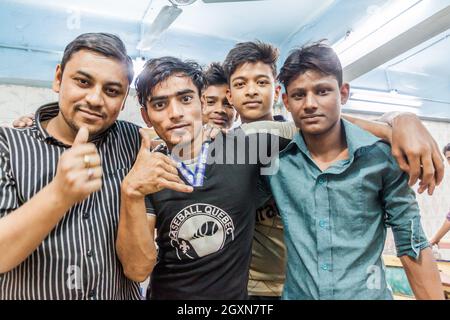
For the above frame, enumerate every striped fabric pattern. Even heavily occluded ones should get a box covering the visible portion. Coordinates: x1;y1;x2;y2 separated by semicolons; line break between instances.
0;103;142;300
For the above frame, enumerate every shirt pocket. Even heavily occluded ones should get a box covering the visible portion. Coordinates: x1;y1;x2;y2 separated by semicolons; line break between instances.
328;178;365;237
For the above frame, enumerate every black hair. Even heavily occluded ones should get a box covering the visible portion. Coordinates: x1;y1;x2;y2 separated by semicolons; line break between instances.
61;32;134;84
135;56;205;108
278;41;343;90
443;143;450;155
204;62;227;87
223;41;279;81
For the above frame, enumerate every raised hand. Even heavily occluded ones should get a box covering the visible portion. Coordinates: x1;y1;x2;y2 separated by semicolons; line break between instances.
122;128;193;198
53;127;103;204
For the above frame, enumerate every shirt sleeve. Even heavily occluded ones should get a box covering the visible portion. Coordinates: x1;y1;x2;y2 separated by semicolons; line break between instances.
255;177;273;208
0;130;19;218
379;145;429;260
144;195;156;217
240;120;297;140
446;211;450;221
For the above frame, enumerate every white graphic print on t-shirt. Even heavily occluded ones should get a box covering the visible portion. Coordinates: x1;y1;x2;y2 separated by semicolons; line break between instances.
169;203;235;260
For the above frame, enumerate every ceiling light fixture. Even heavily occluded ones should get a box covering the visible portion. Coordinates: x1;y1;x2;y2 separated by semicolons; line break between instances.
169;0;197;5
350;88;423;108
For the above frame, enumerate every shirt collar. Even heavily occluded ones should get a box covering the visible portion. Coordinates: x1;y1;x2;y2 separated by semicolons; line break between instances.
285;118;382;162
34;102;115;147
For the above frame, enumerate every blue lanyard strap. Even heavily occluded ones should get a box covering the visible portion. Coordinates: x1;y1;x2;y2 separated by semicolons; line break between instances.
173;142;209;187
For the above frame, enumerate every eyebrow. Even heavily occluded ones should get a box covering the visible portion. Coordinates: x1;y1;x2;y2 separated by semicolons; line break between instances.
150;89;196;102
231;75;271;82
75;70;124;88
290;82;334;91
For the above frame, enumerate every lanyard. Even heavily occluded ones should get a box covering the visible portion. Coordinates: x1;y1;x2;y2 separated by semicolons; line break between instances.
172;142;209;187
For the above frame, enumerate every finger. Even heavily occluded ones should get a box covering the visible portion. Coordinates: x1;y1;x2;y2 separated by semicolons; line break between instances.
70;143;98;156
418;154;435;194
85;167;103;180
84;154;102;168
159;171;185;184
431;145;445;186
391;147;410;173
160;160;179;176
159;180;193;193
157;153;180;169
82;179;103;194
150;139;164;151
25;116;33;126
202;125;212;140
426;176;436;196
73;127;89;146
405;152;420;186
210;127;223;140
140;128;153;150
75;152;102;169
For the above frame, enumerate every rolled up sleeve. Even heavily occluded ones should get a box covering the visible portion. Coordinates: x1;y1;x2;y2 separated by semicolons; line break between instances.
381;154;429;260
0;133;19;218
144;195;156;217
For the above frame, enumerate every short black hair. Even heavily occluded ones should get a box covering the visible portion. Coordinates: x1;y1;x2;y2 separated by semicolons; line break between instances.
61;32;134;84
204;62;227;87
135;56;205;108
278;41;343;90
443;143;450;155
223;41;279;81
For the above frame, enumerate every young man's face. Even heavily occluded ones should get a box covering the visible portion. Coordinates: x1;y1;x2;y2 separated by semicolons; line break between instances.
227;62;280;123
202;84;236;129
282;70;349;135
53;50;129;136
445;151;450;165
141;74;203;150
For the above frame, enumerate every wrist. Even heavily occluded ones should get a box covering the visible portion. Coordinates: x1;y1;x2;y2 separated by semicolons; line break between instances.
121;178;145;200
391;112;417;126
47;181;76;210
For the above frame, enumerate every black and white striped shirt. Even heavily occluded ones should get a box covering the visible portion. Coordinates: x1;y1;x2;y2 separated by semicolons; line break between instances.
0;103;142;300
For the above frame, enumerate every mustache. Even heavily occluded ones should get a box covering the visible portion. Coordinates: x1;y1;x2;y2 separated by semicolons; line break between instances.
74;104;106;118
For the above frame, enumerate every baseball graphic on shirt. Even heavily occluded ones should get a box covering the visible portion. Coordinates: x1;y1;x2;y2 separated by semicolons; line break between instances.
169;203;235;260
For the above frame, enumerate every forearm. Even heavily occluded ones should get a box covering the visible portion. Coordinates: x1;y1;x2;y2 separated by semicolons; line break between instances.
342;113;391;142
0;181;73;273
400;247;444;300
116;184;156;282
431;220;450;243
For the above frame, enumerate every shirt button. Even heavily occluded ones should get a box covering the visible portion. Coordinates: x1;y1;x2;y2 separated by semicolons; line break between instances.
321;264;331;271
88;290;95;299
87;249;93;257
317;177;326;185
82;213;89;219
319;220;328;229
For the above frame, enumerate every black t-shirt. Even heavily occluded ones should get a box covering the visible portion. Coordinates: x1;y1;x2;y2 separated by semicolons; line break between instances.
145;130;289;299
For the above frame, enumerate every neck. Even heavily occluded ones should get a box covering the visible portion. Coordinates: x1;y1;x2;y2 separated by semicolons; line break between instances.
44;112;80;145
241;112;273;124
169;130;204;161
303;119;348;169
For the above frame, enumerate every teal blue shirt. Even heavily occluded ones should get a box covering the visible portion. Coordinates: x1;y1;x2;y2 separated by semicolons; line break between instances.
266;119;429;300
